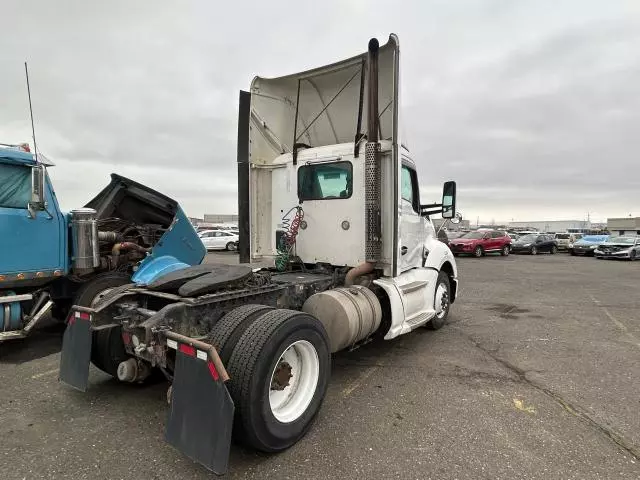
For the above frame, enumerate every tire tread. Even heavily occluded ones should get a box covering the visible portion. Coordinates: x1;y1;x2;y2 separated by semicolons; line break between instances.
206;304;273;363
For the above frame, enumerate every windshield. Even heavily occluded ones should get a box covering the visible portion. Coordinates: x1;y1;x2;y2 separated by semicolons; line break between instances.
518;234;537;243
460;232;485;239
607;237;636;244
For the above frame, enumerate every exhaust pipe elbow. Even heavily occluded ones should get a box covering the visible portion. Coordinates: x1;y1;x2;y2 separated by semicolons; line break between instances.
345;262;375;287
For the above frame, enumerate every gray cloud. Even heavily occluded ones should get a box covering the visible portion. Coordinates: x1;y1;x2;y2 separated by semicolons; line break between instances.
1;0;638;222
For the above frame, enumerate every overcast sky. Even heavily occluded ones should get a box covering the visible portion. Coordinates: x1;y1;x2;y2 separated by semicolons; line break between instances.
2;0;638;223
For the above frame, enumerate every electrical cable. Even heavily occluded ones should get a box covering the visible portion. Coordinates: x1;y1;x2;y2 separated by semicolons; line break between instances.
275;206;304;271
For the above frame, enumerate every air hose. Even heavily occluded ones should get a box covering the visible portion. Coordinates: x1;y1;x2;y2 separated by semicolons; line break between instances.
275;206;304;271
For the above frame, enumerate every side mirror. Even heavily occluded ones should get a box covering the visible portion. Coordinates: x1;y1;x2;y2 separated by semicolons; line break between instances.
27;165;46;217
450;212;462;224
441;181;456;219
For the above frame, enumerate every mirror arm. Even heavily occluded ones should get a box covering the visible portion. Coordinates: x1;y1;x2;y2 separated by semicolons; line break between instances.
421;209;442;217
420;203;442;210
26;201;53;220
27;203;36;219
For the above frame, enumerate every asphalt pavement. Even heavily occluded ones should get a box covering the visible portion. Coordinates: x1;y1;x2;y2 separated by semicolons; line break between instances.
1;251;639;479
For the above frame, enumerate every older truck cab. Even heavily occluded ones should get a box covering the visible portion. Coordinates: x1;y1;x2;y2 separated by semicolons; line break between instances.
0;143;204;341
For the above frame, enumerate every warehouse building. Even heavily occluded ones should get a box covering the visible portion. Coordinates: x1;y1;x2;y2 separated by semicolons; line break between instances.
204;214;238;223
508;220;590;233
607;217;640;236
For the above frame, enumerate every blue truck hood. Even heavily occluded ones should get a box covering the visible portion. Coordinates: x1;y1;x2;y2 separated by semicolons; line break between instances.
82;173;205;285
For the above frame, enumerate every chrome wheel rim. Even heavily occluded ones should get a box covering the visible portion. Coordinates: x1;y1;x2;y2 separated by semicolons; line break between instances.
435;283;449;319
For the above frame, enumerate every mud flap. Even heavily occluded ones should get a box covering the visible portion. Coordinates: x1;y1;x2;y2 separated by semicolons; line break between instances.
59;310;93;392
165;340;234;475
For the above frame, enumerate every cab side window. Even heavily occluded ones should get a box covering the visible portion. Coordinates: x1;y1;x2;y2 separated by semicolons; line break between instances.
401;165;420;213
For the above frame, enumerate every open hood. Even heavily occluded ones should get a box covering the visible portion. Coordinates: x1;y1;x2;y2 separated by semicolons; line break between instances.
249;34;400;166
85;174;178;228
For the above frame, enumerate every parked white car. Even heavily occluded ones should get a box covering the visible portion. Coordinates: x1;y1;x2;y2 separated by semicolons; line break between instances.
198;230;239;251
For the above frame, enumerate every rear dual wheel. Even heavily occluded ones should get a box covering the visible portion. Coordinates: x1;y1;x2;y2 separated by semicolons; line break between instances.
210;306;331;452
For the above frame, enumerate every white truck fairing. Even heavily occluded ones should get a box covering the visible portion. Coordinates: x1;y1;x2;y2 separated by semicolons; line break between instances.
249;35;400;276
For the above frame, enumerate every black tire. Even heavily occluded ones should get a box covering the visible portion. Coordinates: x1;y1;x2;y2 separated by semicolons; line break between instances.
226;242;237;251
473;246;484;258
500;245;510;256
73;272;131;376
570;250;576;256
225;309;330;452
630;250;637;261
550;245;558;254
206;304;273;364
427;271;451;330
530;246;538;255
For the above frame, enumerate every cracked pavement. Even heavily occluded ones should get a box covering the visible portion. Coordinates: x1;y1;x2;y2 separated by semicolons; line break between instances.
1;252;639;479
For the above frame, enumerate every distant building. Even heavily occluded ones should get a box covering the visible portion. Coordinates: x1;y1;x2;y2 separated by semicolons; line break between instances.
508;220;590;233
607;217;640;236
203;214;238;224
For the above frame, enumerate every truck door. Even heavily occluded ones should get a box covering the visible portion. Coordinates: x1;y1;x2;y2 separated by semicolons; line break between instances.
399;164;425;272
0;163;65;276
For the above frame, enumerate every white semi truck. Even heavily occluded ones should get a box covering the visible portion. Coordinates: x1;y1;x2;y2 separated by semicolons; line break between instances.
60;34;459;475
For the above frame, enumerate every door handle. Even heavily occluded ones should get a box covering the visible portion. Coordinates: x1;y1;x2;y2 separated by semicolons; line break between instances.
401;246;408;255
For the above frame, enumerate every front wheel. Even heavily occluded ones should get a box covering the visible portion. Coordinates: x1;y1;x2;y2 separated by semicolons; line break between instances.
473;246;484;258
427;271;450;330
550;245;558;254
530;246;538;255
73;272;131;377
501;245;510;256
226;242;237;251
225;309;331;452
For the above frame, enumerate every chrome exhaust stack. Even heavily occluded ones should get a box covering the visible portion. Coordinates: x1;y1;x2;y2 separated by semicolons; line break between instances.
365;38;382;263
71;208;100;274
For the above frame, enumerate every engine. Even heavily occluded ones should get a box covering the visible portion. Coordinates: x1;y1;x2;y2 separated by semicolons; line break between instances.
71;208;165;276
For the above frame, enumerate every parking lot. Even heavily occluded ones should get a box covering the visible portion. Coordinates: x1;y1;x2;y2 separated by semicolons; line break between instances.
1;252;639;479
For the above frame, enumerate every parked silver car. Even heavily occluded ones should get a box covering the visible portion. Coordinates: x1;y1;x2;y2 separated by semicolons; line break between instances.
594;236;640;260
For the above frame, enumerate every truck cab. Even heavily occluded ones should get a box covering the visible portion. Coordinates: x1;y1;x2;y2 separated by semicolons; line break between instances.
0;142;205;340
0;144;67;287
243;34;458;337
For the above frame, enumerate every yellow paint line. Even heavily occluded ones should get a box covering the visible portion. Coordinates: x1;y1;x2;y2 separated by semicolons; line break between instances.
342;366;379;397
513;398;536;414
31;368;59;380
